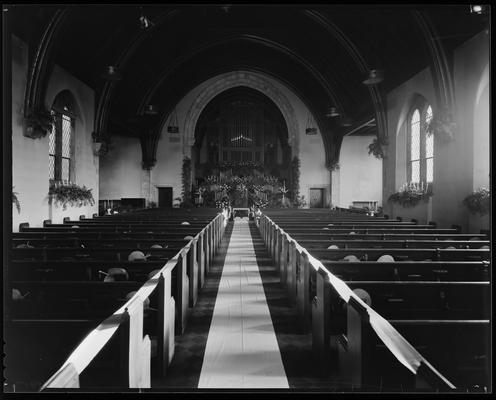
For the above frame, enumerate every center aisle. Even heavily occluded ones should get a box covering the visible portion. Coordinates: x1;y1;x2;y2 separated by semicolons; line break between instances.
198;219;289;388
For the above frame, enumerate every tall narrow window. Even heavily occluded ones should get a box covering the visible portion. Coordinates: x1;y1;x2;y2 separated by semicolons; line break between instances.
50;90;77;183
407;102;434;186
425;106;434;183
410;109;421;183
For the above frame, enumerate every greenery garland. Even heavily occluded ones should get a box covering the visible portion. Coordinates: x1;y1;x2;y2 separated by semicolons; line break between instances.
12;187;20;213
180;157;193;207
463;187;490;216
48;182;95;210
291;156;300;201
388;182;432;208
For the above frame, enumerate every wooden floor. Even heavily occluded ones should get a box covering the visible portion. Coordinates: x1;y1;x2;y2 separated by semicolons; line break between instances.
154;219;337;391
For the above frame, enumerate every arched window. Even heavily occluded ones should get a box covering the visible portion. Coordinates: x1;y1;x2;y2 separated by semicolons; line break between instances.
49;91;77;183
407;103;434;186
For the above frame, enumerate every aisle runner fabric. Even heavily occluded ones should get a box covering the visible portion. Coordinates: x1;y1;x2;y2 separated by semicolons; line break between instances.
198;219;289;388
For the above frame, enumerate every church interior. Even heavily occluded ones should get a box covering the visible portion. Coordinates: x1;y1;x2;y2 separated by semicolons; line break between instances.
3;3;491;393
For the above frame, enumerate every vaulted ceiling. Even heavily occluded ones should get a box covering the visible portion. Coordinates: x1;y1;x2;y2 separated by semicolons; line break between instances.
6;4;488;165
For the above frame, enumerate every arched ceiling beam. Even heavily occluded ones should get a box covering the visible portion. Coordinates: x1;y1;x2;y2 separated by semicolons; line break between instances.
302;9;388;147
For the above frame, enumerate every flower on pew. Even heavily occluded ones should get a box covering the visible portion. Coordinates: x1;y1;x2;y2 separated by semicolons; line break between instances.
377;254;395;262
150;244;163;249
342;255;360;262
327;245;339;249
184;235;194;240
12;288;29;301
181;221;190;225
128;251;146;262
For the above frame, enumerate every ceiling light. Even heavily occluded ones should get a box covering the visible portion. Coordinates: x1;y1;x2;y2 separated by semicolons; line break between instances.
363;69;384;85
139;14;154;29
145;104;158;115
325;106;340;118
470;5;483;13
101;65;122;81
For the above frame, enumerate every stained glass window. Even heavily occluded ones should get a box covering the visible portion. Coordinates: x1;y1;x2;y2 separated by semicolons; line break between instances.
425;106;434;183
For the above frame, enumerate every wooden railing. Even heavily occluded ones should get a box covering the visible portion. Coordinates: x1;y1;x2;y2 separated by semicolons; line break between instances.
259;213;457;391
40;212;225;390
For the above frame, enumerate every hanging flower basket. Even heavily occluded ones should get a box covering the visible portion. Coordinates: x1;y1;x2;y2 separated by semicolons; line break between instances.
368;137;388;159
48;182;95;210
463;187;490;216
305;112;317;135
24;108;55;139
425;111;456;143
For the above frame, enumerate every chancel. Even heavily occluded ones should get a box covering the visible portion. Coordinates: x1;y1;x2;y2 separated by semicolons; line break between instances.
3;3;491;393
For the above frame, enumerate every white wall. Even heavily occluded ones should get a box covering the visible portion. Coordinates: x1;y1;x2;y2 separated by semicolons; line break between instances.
11;35;98;230
337;135;383;209
384;31;489;231
99;135;143;200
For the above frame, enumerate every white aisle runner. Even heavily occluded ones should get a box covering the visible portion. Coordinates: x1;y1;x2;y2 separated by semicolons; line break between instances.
198;219;289;388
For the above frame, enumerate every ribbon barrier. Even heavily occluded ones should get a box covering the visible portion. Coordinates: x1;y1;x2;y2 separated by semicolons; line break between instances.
41;212;225;390
259;214;456;391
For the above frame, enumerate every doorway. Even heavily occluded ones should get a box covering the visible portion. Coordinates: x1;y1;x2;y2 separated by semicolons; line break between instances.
309;188;324;208
158;187;173;208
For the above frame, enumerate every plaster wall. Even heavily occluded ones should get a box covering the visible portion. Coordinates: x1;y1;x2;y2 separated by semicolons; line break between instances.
11;35;97;230
384;31;489;231
337;135;383;209
99;135;143;200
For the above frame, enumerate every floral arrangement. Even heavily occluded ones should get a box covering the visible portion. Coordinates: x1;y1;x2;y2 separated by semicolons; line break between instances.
463;187;490;216
368;137;388;159
49;181;95;210
388;181;432;208
12;187;20;213
425;110;456;143
290;156;301;207
180;157;193;207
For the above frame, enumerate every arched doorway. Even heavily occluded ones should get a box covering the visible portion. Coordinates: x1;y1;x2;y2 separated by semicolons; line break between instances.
192;87;291;207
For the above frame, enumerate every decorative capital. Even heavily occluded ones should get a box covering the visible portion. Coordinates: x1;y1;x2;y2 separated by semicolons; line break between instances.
368;136;388;159
326;159;340;172
142;158;157;170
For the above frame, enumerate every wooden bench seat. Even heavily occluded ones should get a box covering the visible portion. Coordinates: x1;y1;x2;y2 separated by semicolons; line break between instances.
309;247;490;262
320;260;490;282
299;239;490;250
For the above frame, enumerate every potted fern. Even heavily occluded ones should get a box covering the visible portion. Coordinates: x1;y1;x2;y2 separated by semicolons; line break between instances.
463;187;490;216
12;187;20;213
49;181;95;210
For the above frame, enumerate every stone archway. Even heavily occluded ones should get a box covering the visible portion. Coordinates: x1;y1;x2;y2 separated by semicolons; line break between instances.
183;71;300;155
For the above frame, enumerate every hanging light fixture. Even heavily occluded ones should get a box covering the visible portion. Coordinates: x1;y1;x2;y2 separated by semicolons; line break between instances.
363;69;384;85
139;11;154;29
469;5;488;14
325;106;340;118
341;117;353;127
167;108;179;133
101;65;122;81
144;104;158;115
305;111;317;135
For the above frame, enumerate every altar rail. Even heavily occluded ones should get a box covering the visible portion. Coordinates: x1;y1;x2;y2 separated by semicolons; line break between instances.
259;214;456;391
40;212;225;390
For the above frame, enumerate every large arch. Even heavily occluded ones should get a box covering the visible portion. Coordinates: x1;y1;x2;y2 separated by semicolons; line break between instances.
182;71;302;156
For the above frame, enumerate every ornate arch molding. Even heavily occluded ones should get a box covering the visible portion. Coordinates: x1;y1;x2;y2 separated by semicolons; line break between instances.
411;11;456;114
303;9;388;145
23;9;69;136
181;71;301;157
